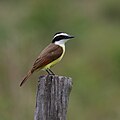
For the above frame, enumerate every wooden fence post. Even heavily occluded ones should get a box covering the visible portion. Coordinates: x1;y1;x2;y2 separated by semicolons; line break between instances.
34;75;72;120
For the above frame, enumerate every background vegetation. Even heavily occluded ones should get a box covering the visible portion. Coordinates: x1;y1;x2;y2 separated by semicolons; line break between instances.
0;0;120;120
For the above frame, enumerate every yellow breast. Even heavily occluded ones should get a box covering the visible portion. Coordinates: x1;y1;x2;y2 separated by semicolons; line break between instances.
43;45;65;70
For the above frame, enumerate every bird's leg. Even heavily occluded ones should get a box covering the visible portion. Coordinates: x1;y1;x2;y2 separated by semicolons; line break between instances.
46;69;51;75
48;68;55;75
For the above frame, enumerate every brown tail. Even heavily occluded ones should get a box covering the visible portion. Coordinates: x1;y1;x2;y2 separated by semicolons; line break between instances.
20;71;32;87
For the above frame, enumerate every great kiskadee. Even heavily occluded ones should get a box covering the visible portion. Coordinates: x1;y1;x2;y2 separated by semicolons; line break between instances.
20;32;74;86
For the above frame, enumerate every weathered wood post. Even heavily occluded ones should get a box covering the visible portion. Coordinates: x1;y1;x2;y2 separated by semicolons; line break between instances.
34;75;72;120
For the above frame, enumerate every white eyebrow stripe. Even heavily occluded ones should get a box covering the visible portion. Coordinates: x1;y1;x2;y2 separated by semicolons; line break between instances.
53;33;69;39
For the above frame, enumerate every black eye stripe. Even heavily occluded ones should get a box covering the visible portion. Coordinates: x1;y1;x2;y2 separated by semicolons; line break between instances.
52;35;69;43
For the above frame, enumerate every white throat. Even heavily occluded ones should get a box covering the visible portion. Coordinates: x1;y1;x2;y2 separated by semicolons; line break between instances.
54;40;66;58
54;39;68;47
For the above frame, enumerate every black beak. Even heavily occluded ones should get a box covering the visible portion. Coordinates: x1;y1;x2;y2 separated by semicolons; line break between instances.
69;36;74;39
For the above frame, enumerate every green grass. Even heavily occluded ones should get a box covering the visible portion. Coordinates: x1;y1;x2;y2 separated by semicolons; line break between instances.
0;0;120;120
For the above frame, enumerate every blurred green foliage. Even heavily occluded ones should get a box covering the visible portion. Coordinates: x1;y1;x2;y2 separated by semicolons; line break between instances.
0;0;120;120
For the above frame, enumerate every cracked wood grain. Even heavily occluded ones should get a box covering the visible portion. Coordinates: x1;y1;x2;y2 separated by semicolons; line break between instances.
34;75;72;120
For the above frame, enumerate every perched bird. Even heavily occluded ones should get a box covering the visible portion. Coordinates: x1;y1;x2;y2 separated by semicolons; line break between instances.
20;32;74;86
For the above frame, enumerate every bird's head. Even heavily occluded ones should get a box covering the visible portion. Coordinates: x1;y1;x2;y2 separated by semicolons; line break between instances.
52;32;74;45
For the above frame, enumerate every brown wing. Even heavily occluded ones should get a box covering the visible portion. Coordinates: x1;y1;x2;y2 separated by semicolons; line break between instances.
31;43;63;72
20;43;63;87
